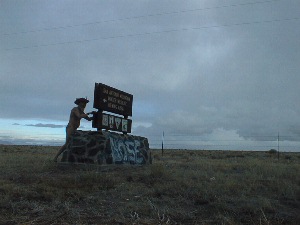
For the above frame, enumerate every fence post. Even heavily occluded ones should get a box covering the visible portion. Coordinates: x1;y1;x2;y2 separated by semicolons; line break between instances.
277;132;280;160
162;131;164;156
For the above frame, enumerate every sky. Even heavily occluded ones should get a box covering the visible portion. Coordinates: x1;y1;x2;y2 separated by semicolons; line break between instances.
1;0;300;151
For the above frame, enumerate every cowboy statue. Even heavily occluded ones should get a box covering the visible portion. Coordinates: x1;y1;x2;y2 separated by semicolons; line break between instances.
54;98;93;162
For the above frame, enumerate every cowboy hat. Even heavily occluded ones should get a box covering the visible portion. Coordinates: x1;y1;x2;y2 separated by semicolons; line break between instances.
74;98;89;105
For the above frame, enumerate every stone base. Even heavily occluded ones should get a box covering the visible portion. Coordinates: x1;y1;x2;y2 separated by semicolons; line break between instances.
61;130;152;165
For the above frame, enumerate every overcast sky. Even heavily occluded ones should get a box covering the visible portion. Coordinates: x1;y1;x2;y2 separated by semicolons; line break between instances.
1;0;300;151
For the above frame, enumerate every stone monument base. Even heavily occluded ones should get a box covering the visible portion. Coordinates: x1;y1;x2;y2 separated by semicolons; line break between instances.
61;130;152;165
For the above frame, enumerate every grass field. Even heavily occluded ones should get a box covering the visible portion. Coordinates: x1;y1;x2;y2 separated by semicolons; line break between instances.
0;145;299;224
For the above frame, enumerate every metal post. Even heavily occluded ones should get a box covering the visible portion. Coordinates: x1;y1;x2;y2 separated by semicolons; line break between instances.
162;131;164;156
277;132;280;160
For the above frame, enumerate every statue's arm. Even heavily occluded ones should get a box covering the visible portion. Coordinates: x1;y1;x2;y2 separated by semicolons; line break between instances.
73;108;91;120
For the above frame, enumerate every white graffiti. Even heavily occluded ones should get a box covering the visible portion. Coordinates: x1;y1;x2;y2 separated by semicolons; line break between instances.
109;137;145;164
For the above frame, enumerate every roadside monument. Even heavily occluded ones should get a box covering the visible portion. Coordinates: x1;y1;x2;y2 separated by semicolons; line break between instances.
61;83;151;164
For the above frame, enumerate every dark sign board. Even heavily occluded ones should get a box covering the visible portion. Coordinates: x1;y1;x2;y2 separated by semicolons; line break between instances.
93;83;133;116
92;112;132;133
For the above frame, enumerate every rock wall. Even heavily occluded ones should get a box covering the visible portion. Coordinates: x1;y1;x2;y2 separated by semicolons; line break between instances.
61;130;151;165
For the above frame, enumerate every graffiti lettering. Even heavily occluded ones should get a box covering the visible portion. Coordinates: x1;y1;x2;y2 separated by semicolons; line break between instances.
109;137;145;164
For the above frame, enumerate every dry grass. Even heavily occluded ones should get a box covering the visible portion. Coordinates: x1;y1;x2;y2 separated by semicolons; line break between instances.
0;145;299;224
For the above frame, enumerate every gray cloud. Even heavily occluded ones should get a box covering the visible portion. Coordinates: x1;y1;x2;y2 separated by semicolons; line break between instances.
25;123;65;128
1;0;300;149
0;135;63;146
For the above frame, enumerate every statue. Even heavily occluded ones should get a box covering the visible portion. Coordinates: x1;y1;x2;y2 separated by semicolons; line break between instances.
53;98;93;162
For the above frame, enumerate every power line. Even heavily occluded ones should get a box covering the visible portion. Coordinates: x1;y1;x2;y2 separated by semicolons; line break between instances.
143;132;300;150
3;16;299;51
143;133;299;138
162;140;279;142
1;0;283;36
151;142;300;151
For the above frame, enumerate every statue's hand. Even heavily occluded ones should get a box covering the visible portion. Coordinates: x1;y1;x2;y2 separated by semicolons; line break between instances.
87;111;96;115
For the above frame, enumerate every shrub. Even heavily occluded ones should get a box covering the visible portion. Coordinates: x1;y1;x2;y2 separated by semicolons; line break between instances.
268;149;277;154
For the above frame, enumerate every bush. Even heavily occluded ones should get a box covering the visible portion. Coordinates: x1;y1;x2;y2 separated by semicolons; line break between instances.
268;149;278;154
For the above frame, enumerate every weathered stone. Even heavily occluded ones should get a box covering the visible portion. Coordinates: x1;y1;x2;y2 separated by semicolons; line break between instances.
61;130;152;165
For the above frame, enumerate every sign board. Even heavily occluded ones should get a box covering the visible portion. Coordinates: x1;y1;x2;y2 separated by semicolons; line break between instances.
93;83;133;116
92;112;132;133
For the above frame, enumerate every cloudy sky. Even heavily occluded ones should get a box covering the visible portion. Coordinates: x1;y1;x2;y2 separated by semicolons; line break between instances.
1;0;299;151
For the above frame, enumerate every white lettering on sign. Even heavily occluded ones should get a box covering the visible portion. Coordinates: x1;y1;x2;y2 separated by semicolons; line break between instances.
117;99;127;106
109;116;114;128
103;88;109;94
108;103;124;112
107;96;128;106
109;90;120;98
122;119;128;132
108;96;117;103
102;114;109;126
120;94;131;101
115;118;121;129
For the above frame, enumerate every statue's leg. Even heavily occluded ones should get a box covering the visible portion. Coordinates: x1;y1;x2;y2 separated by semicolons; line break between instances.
53;126;74;162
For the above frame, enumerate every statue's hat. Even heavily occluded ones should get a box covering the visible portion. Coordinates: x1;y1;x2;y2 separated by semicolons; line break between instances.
74;98;89;105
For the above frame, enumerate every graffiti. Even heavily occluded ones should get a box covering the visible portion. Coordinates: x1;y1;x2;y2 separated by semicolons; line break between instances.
109;137;145;164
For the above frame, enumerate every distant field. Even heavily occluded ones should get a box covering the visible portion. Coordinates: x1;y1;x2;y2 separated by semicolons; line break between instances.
0;145;299;224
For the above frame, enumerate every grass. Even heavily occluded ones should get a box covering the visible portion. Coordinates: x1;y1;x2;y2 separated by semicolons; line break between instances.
0;145;299;224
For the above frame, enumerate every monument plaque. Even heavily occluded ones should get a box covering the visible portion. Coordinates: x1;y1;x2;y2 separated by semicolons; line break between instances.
93;83;133;117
